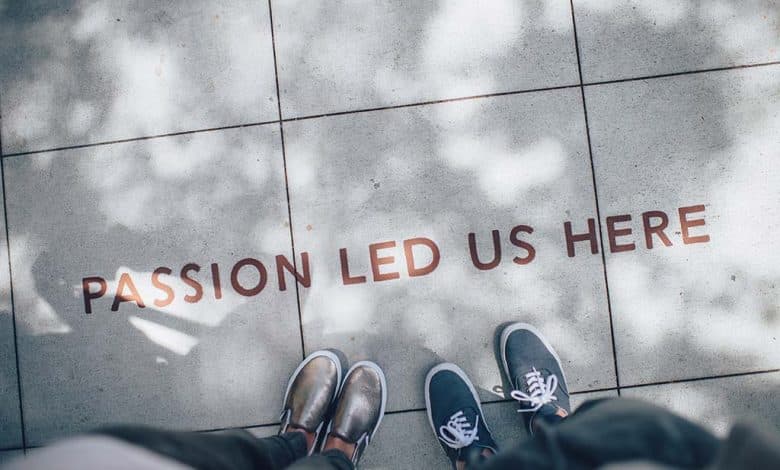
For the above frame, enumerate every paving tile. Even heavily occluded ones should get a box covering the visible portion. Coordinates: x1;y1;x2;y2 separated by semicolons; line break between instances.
272;0;579;118
585;65;780;386
570;389;619;410
4;125;302;445
362;390;617;469
573;0;780;82
0;0;278;155
624;372;780;436
0;186;23;449
0;450;24;465
243;424;278;439
285;88;617;413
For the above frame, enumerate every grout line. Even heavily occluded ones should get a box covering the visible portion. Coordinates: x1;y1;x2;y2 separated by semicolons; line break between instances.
384;368;780;417
384;387;623;417
16;369;780;446
267;0;306;360
198;421;281;434
620;368;780;390
584;60;780;88
3;60;778;159
0;120;279;158
0;447;24;453
0;121;28;448
279;83;580;122
0;158;27;447
569;0;621;396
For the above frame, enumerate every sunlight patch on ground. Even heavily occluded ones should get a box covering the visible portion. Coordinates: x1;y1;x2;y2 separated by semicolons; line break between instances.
128;315;198;356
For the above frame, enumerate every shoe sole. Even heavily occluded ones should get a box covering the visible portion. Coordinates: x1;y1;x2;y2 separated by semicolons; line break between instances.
283;350;344;414
424;362;492;439
325;360;388;445
499;323;568;390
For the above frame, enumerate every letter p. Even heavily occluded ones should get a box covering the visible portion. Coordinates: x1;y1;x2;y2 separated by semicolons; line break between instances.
82;276;107;314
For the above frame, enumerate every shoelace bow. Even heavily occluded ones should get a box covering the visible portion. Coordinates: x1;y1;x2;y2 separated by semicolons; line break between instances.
510;367;559;413
438;410;480;449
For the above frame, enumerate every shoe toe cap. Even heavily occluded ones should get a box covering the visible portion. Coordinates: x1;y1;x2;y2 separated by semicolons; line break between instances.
287;356;340;430
331;364;385;443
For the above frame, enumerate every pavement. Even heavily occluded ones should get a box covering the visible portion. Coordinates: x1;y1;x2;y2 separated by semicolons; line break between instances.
0;1;778;468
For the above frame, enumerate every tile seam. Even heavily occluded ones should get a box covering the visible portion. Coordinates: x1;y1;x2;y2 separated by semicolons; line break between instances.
583;60;780;87
0;91;28;450
2;121;279;158
267;0;306;360
621;368;780;390
19;368;779;446
4;60;778;158
569;0;621;395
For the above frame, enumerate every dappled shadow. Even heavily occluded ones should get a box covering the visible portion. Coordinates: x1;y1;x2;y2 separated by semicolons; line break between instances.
5;126;303;444
283;86;617;411
0;0;278;154
0;0;777;459
575;0;780;81
272;0;578;117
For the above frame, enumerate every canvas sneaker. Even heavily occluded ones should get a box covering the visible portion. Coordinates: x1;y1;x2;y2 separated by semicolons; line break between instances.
425;363;499;469
500;323;571;434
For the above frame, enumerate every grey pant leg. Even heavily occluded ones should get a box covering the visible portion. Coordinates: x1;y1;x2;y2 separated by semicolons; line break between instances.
285;449;354;470
477;397;720;470
96;426;308;470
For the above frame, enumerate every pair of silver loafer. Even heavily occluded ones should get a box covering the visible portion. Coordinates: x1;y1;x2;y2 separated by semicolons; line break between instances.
279;351;387;465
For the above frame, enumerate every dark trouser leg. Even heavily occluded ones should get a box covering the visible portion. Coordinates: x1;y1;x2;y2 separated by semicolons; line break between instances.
477;397;721;470
95;426;307;470
286;449;354;470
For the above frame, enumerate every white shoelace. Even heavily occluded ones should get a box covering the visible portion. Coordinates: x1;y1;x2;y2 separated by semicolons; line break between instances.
510;367;559;413
438;410;480;449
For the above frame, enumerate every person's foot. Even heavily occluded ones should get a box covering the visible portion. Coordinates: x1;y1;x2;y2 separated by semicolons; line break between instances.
425;363;498;469
500;323;571;434
279;350;343;454
322;361;387;465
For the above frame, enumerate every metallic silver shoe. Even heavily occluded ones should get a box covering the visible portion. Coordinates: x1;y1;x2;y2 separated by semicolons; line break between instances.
279;350;343;454
323;361;387;465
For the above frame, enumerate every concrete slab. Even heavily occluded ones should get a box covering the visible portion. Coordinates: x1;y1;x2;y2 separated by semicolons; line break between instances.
573;0;780;82
0;0;278;155
4;125;302;445
0;186;23;449
624;372;780;436
362;390;617;470
0;450;24;466
272;0;579;118
285;88;617;413
585;65;780;386
243;425;278;439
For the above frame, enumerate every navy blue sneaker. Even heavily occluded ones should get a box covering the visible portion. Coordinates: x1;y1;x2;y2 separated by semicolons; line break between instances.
500;323;571;434
425;363;498;469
